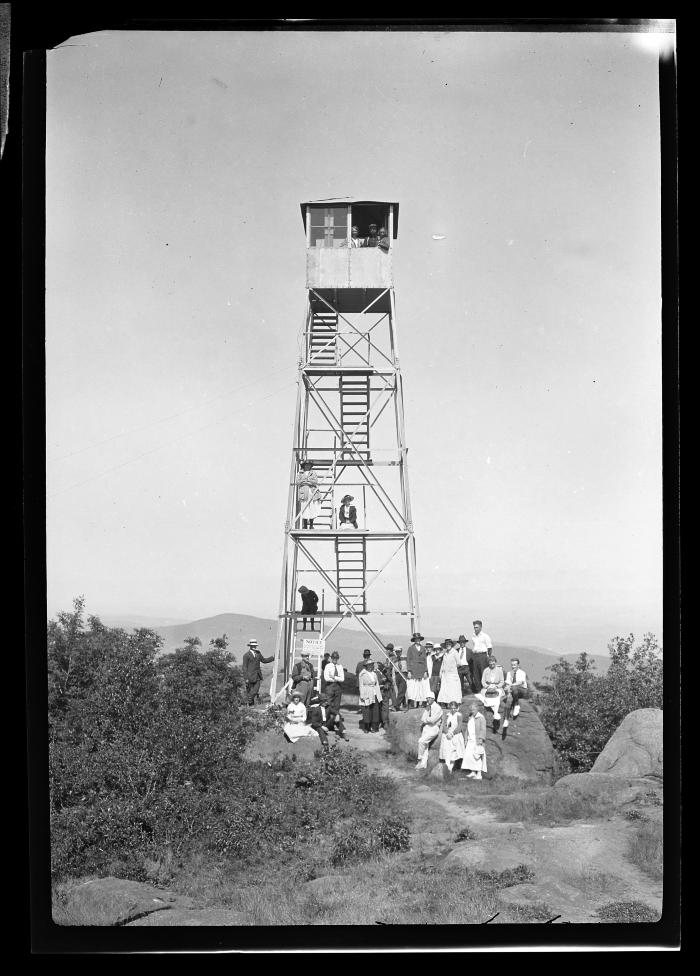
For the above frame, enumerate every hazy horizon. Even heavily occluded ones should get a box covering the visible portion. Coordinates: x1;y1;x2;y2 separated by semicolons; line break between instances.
46;30;664;659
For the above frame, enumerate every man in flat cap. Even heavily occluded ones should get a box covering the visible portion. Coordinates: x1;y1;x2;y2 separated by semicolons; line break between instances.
291;650;316;707
241;639;274;706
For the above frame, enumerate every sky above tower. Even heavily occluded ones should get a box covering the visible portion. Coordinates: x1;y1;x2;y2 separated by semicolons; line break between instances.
45;28;667;654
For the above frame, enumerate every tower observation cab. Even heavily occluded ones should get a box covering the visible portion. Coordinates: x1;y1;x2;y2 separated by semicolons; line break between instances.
270;198;420;700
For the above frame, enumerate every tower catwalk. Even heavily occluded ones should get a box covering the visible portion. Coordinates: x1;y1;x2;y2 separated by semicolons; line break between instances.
270;199;420;700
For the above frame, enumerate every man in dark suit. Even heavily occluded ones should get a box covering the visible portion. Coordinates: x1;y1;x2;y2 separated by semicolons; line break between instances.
338;494;358;529
298;585;319;632
291;651;316;706
306;693;331;750
241;639;274;705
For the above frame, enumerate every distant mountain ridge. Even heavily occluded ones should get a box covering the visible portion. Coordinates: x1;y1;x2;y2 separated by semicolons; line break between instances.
102;611;609;684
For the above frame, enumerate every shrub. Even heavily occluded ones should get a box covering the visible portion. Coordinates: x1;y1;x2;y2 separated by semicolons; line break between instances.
627;820;663;881
537;634;662;773
596;901;659;923
468;864;535;889
454;826;477;843
48;602;407;886
331;815;411;866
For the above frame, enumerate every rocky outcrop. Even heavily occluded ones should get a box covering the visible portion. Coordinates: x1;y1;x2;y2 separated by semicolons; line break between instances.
388;696;555;785
444;839;534;874
243;729;351;764
54;878;194;926
127;908;246;926
591;708;663;779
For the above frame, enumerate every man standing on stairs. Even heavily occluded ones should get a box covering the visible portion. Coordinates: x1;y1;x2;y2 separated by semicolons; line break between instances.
241;639;274;706
298;585;319;632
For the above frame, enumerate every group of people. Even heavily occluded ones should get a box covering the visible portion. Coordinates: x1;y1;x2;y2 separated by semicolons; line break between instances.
343;223;390;251
245;619;529;773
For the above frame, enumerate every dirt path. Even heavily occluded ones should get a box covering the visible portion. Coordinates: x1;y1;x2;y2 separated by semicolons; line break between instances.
340;713;663;923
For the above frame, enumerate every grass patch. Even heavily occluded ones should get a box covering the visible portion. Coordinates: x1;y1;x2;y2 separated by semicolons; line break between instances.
212;856;540;925
596;901;660;923
562;866;618;898
505;901;557;923
494;787;616;825
627;819;663;882
468;865;535;889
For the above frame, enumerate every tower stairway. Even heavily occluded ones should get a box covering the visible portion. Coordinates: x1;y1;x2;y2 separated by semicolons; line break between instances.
308;311;338;365
335;535;367;613
339;374;370;460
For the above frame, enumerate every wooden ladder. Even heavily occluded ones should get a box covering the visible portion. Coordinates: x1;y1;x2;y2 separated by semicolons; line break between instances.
339;373;370;461
309;311;338;365
335;535;367;613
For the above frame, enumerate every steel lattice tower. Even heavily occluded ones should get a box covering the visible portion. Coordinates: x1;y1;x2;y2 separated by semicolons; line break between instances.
270;199;420;699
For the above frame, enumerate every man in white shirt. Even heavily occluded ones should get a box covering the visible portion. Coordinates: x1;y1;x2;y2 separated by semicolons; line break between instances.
415;693;444;769
323;651;350;739
470;619;493;692
501;657;529;739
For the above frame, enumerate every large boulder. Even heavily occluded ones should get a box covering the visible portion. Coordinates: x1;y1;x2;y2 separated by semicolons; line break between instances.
444;839;534;874
388;697;555;784
54;878;194;926
127;908;247;926
591;708;663;780
244;729;351;764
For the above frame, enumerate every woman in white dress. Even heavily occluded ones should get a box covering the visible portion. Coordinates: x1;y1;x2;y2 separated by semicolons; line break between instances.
438;701;465;773
297;460;321;529
437;639;463;706
462;703;488;779
283;691;319;743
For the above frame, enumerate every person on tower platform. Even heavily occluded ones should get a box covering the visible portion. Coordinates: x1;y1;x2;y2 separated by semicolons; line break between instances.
297;459;321;530
338;494;359;530
342;225;363;248
364;223;379;247
297;585;319;633
378;227;390;252
241;639;274;706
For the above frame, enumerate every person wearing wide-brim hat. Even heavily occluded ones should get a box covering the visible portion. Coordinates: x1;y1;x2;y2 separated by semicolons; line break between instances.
427;641;444;700
283;690;319;744
297;459;321;530
338;494;358;530
358;659;382;734
437;638;463;707
406;634;430;709
456;634;474;695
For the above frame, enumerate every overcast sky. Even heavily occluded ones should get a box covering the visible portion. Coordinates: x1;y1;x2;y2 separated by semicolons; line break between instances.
46;28;667;654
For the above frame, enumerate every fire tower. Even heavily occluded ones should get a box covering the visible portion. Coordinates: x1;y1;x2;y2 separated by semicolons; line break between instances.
270;199;420;699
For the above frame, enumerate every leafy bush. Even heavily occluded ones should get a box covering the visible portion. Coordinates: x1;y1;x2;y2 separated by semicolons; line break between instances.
537;634;662;774
48;601;405;884
454;826;477;843
468;864;535;889
331;816;410;866
596;901;659;923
